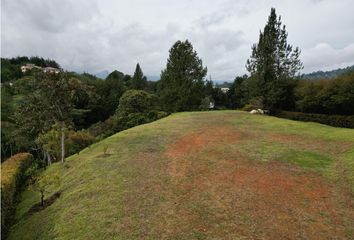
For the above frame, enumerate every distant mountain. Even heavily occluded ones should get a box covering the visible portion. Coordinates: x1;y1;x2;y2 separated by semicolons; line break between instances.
214;81;233;88
146;75;160;81
94;70;110;79
302;65;354;80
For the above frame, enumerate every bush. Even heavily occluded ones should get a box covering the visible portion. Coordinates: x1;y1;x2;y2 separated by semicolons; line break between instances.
241;104;253;112
116;90;158;114
87;116;116;139
275;111;354;128
37;126;95;162
241;97;265;112
199;97;214;111
147;110;169;120
295;72;354;115
67;130;95;155
114;110;169;131
1;153;34;239
88;90;169;139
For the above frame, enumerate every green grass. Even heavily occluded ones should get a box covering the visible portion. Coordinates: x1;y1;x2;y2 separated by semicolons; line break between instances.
283;150;333;171
7;111;354;239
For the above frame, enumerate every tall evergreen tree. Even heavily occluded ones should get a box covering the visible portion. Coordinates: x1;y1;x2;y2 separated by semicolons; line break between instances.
157;40;207;112
246;8;303;111
131;63;147;90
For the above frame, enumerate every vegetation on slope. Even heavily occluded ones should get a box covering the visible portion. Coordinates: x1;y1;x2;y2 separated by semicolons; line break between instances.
302;65;354;80
8;111;354;239
1;153;34;239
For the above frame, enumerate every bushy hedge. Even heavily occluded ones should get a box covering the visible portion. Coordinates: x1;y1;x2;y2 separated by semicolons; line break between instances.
1;153;34;239
88;110;169;140
275;111;354;128
88;90;169;139
66;130;95;156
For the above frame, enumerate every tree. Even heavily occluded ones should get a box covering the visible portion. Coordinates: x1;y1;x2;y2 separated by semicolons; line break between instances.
30;171;61;207
246;8;303;111
102;70;127;117
131;63;147;90
36;126;61;165
227;75;249;109
157;40;207;112
116;90;158;114
13;73;88;164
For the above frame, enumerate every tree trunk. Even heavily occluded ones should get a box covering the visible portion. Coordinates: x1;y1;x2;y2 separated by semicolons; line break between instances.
47;151;52;165
61;122;65;164
41;192;44;207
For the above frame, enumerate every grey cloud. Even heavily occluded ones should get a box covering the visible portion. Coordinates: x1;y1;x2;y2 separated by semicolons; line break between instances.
2;0;99;33
1;0;353;80
302;43;354;73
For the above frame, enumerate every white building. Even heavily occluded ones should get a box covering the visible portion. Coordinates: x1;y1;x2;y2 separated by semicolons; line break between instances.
221;87;229;93
21;64;41;73
43;67;60;74
20;64;60;74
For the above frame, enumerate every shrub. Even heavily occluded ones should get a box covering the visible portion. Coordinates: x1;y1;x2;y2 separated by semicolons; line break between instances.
116;90;158;114
67;130;95;155
199;97;214;110
147;110;169;120
88;91;168;139
37;126;95;162
87;116;116;139
1;153;34;239
275;111;354;128
241;104;253;112
30;171;61;207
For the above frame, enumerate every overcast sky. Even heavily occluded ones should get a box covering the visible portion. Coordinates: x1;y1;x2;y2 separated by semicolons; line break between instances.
2;0;354;80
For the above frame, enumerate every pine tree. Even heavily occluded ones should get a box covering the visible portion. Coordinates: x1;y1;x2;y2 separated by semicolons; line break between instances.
246;8;303;111
157;40;207;112
131;63;147;90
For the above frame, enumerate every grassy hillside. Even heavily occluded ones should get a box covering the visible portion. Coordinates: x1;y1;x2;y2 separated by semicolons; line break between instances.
8;111;354;239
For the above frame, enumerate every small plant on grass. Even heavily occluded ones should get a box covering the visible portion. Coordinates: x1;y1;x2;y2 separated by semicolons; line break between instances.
103;145;109;156
30;172;61;207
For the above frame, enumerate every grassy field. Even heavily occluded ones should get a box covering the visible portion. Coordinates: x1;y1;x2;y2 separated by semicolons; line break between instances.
8;111;354;239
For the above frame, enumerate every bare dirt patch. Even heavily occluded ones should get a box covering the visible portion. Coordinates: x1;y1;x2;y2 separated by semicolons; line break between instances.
166;127;249;180
165;126;248;158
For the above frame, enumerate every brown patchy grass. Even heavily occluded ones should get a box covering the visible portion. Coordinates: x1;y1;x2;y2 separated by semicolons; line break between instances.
115;120;353;239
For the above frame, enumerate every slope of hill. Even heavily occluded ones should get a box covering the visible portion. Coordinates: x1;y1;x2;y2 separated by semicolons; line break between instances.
302;65;354;80
8;111;354;239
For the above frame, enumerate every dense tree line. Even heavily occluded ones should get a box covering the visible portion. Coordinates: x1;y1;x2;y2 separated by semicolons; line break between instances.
302;65;354;80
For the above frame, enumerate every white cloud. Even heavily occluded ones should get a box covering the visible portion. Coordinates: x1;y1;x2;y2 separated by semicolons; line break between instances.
302;43;354;73
1;0;354;80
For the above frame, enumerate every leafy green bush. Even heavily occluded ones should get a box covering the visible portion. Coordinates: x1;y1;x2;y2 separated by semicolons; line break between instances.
199;97;214;110
87;91;169;139
1;153;34;239
147;110;169;120
36;125;95;162
295;72;354;115
67;130;95;155
87;116;116;139
241;104;253;112
275;111;354;128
